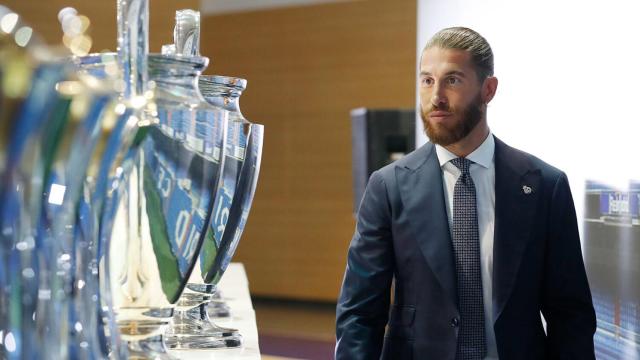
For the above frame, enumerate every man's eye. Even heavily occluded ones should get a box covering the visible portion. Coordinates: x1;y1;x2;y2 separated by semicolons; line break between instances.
447;77;460;85
422;78;433;86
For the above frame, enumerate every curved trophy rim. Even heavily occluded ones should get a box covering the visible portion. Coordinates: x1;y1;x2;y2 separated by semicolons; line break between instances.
199;75;247;92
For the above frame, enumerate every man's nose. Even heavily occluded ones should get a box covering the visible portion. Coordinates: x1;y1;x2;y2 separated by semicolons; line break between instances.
431;85;447;108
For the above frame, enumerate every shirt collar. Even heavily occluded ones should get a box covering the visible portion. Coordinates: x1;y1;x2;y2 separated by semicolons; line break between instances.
434;132;495;169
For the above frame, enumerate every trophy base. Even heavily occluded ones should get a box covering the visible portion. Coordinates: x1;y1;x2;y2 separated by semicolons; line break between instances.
125;333;177;360
165;333;242;350
168;320;240;338
165;302;243;349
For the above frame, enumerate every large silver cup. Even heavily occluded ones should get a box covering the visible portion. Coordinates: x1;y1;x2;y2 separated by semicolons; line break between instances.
101;51;228;359
0;8;60;359
165;75;264;350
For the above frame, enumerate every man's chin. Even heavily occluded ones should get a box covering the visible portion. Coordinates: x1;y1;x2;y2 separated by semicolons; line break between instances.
425;123;456;146
426;131;456;146
429;137;456;147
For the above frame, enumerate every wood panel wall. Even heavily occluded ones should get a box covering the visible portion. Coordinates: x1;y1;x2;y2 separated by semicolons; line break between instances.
200;0;417;301
2;0;197;53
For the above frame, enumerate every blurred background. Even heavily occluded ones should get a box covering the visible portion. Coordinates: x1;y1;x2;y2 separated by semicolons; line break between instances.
3;0;639;358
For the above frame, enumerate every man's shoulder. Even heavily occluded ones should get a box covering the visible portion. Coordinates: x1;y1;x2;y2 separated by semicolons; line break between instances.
374;142;433;177
495;137;565;181
373;137;567;183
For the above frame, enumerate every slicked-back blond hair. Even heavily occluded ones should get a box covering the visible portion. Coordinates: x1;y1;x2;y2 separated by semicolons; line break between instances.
425;27;494;82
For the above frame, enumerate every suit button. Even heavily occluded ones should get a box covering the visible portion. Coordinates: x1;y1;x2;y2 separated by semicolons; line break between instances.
451;317;459;327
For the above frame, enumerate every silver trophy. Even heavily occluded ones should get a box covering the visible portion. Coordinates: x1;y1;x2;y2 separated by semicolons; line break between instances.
167;75;264;350
1;3;263;358
34;55;124;360
163;10;264;349
0;7;124;359
0;8;58;359
198;75;263;321
66;52;136;359
99;2;230;358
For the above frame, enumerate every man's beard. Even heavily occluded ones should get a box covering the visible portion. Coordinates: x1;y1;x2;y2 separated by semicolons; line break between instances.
421;93;484;146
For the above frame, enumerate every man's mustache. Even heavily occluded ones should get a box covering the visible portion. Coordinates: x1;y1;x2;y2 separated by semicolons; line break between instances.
424;103;451;113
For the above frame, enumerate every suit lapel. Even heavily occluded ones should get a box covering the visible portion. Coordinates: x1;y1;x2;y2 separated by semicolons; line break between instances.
492;137;541;323
395;138;541;317
396;143;457;307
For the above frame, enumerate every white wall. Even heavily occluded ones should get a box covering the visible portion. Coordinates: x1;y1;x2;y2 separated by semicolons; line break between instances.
417;0;640;222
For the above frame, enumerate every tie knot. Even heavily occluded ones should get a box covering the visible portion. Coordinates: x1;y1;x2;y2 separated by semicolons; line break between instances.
450;157;472;175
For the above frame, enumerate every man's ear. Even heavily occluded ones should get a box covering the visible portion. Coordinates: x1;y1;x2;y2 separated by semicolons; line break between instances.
482;76;498;104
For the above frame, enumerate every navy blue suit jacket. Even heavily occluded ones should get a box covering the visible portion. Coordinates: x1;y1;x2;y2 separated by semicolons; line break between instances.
335;137;596;359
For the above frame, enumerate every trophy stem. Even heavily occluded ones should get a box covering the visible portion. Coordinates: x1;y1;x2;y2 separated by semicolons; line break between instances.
207;298;231;318
123;331;177;360
165;300;242;350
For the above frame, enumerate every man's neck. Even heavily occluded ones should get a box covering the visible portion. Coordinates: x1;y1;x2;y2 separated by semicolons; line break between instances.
443;121;490;157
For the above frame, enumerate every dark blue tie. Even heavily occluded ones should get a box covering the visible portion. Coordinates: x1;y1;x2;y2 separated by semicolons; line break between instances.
450;157;487;360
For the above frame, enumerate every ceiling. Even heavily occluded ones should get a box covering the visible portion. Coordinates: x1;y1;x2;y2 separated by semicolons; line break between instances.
199;0;355;15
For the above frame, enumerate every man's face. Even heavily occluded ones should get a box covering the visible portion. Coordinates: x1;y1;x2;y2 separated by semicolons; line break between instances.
419;46;486;146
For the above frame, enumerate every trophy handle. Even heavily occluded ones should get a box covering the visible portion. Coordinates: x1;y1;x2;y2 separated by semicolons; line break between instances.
174;9;200;56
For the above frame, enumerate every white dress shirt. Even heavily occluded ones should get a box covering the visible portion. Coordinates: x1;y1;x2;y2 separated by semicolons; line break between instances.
434;133;499;360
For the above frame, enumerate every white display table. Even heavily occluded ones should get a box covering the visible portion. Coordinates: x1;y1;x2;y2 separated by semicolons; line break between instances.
170;263;261;360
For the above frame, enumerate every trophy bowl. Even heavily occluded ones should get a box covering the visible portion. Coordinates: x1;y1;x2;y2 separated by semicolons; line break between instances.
165;75;264;350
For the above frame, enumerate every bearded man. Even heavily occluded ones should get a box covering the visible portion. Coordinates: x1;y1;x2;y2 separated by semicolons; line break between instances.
335;27;596;360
